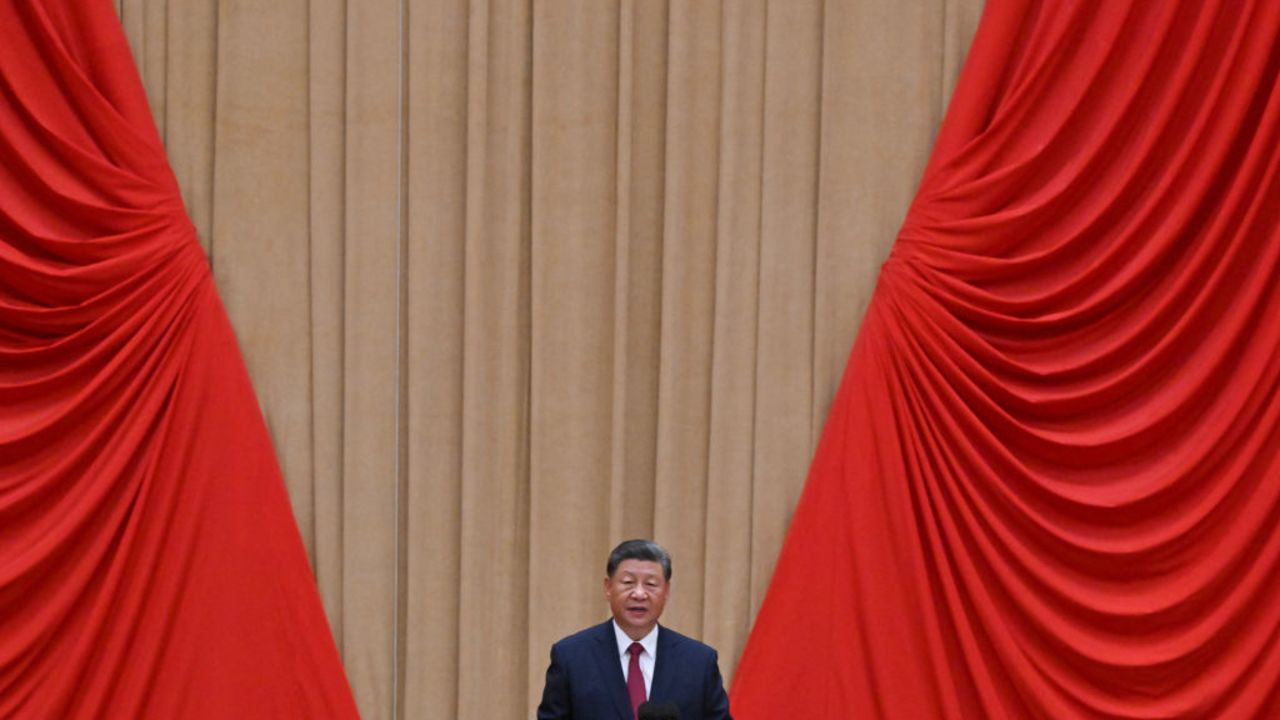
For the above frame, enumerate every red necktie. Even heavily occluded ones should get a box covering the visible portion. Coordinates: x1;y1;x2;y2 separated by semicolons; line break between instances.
627;642;646;718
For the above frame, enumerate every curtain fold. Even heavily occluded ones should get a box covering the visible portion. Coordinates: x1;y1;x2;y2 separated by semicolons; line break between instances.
732;0;1280;717
0;2;356;716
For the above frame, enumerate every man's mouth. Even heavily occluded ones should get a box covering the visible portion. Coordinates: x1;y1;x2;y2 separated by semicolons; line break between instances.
626;606;648;616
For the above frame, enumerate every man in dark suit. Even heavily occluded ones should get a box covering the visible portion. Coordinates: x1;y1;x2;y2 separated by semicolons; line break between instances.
537;539;733;720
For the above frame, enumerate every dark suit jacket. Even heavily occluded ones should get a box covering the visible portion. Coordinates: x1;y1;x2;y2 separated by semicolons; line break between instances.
537;620;732;720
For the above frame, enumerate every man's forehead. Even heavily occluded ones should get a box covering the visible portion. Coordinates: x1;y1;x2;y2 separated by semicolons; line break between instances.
612;559;665;576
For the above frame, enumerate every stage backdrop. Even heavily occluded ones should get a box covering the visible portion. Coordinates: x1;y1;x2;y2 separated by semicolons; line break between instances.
733;0;1280;717
104;0;983;717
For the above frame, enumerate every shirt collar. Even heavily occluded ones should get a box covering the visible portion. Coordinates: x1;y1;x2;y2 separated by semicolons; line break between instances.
612;619;659;659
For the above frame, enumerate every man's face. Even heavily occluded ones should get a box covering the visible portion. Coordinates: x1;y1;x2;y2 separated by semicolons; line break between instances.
604;559;670;640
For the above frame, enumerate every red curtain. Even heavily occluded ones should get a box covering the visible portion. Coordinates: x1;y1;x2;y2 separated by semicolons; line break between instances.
732;0;1280;717
0;2;356;717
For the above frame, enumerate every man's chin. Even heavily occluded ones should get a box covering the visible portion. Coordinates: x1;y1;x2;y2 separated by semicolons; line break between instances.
618;615;655;636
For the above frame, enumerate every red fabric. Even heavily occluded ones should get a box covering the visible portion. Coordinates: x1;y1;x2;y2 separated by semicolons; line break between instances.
732;1;1280;718
627;642;646;717
0;2;357;717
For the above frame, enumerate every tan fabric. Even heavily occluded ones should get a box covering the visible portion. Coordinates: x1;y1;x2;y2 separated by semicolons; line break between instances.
118;0;982;717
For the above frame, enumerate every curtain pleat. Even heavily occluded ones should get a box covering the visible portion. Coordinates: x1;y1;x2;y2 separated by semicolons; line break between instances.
403;0;466;714
306;0;348;642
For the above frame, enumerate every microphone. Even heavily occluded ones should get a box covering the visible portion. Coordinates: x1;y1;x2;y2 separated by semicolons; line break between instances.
637;701;680;719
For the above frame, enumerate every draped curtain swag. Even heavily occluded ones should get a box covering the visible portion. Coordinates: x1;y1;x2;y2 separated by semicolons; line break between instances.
733;0;1280;717
0;2;356;716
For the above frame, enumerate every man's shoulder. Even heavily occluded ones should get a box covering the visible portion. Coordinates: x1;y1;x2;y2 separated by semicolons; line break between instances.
551;619;613;652
657;625;718;660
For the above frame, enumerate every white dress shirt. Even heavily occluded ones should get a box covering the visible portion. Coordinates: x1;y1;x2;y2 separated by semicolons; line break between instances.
612;620;658;698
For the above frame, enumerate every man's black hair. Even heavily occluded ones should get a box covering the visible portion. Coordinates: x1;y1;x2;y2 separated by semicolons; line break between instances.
606;539;672;581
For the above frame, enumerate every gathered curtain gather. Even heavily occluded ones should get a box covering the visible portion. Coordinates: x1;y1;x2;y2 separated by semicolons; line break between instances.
732;0;1280;717
0;2;356;716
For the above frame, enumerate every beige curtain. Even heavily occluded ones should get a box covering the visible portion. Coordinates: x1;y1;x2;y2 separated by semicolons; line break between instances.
113;0;982;717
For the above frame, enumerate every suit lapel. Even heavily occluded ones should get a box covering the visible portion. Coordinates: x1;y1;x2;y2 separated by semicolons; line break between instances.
591;621;634;720
649;625;678;705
